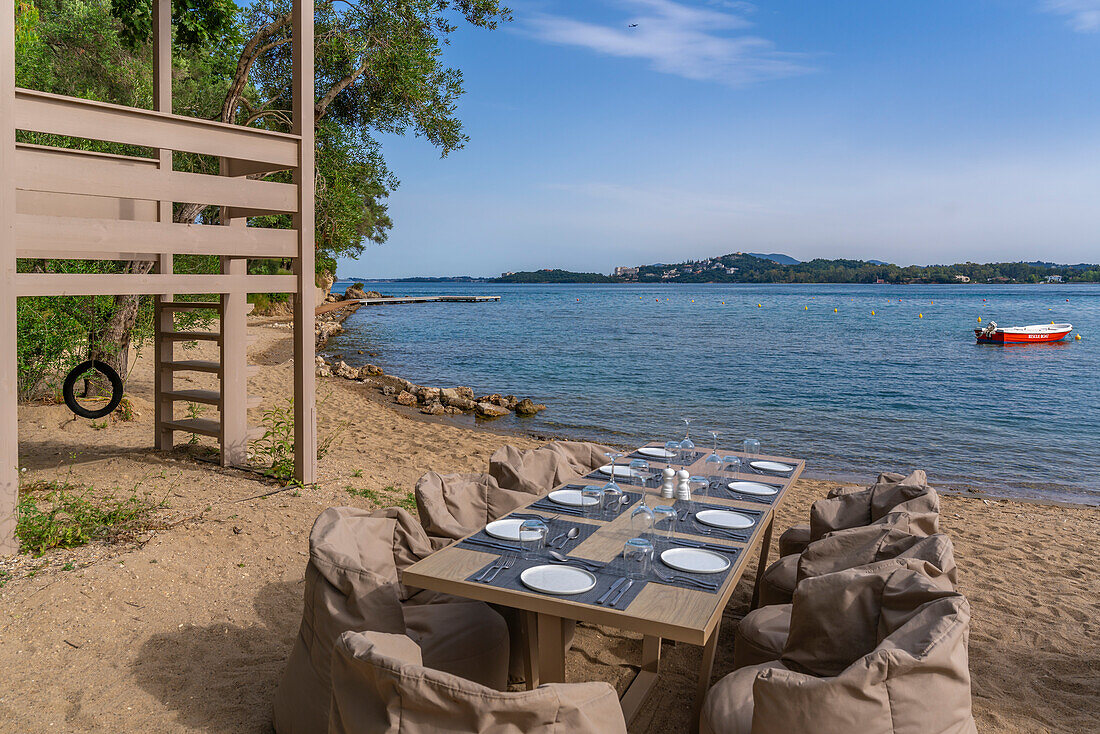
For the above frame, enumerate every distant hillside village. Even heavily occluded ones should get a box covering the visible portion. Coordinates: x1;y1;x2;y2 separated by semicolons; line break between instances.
496;253;1100;285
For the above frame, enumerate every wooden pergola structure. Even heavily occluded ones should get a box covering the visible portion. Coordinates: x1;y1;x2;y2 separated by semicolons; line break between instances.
0;0;317;554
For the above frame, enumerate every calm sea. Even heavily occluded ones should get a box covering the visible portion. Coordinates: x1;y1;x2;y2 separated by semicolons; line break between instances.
325;281;1100;504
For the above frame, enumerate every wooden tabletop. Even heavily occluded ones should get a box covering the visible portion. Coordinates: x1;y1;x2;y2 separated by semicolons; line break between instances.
402;445;805;646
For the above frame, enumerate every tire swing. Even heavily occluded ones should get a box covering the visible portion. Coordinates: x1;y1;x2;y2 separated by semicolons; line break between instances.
63;360;124;419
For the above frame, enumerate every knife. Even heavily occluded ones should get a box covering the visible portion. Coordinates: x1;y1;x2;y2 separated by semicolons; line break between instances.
609;579;634;607
596;577;628;605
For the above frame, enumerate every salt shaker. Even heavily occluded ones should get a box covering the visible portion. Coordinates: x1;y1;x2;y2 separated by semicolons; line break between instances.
675;469;692;501
660;467;676;499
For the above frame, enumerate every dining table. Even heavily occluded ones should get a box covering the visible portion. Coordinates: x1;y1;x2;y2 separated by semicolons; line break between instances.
401;443;805;727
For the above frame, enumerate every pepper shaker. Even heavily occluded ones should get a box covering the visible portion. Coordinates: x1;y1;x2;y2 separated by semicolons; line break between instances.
675;468;692;501
660;467;676;499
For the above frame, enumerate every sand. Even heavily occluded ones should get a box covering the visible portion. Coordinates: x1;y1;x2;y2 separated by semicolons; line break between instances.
0;322;1097;733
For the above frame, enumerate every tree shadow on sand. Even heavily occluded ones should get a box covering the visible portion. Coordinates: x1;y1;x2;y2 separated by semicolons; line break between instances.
130;580;302;734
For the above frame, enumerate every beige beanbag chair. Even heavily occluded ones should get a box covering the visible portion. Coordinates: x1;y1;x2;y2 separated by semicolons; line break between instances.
758;470;940;606
329;630;628;734
272;507;509;734
735;530;957;668
704;562;974;734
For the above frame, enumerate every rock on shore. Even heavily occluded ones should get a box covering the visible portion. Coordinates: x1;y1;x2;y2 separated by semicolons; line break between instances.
314;356;546;419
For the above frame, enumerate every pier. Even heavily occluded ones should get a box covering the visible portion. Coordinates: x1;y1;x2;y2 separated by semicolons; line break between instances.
351;295;500;305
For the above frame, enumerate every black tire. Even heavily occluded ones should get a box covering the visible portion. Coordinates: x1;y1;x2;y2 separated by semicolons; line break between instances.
63;360;124;419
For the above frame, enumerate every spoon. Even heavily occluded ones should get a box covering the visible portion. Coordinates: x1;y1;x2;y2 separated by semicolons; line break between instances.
617;495;630;513
555;527;580;548
548;550;602;569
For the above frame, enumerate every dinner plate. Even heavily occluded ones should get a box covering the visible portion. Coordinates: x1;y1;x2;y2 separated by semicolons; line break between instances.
750;460;794;473
548;489;599;507
598;464;636;478
484;518;529;541
727;481;779;497
638;447;675;460
520;565;597;595
660;547;731;574
695;509;755;530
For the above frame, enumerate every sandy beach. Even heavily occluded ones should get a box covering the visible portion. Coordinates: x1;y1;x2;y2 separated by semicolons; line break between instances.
0;321;1096;734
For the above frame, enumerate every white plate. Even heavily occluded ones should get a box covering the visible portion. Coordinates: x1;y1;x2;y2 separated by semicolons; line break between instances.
695;509;755;530
638;447;675;460
750;460;794;473
728;481;779;497
520;565;597;595
660;547;731;574
484;518;532;542
548;489;599;507
598;464;636;478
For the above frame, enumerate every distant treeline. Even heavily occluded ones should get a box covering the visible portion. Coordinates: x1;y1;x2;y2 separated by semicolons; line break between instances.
496;255;1100;285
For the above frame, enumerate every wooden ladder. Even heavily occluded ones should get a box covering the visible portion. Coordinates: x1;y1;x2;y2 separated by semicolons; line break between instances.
153;282;261;467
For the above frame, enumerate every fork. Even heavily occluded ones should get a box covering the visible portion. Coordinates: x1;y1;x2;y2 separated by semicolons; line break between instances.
483;553;515;583
652;567;719;590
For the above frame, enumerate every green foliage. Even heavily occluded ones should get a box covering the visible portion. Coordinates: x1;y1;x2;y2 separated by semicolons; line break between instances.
345;485;381;502
110;0;238;50
499;269;613;284
252;402;297;483
396;491;417;513
16;480;167;556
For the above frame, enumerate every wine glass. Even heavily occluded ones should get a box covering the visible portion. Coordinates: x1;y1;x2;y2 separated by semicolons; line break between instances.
605;451;624;481
705;431;724;484
679;417;695;468
629;458;650;488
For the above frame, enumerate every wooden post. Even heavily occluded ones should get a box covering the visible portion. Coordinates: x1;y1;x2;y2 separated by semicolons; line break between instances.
152;0;174;451
292;0;316;484
1;0;19;555
219;254;248;466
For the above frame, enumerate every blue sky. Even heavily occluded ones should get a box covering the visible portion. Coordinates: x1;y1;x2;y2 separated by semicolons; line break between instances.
340;1;1100;278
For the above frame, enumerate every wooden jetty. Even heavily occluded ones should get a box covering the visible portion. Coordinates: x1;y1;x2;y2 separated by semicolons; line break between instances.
349;295;501;306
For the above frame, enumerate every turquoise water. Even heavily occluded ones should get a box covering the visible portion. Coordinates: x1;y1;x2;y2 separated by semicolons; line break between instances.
326;282;1100;504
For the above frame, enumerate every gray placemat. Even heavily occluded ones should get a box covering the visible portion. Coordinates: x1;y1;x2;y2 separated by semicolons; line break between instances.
650;538;739;592
528;488;642;518
730;460;795;478
457;515;601;555
671;500;765;542
707;478;780;505
465;554;649;610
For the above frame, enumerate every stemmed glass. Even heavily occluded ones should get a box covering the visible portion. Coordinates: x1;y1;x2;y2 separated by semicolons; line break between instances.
679;417;695;468
704;431;724;490
629;458;650;488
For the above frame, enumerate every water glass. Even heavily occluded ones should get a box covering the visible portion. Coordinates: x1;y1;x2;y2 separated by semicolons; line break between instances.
581;486;604;519
518;518;548;560
691;475;711;501
631;504;655;536
629;458;650;487
743;439;761;462
664;440;680;464
652;505;677;540
623;538;654;580
601;483;624;518
723;455;742;477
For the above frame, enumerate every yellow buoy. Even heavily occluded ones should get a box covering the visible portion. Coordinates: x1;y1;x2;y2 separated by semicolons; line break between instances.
833;308;837;313
757;303;762;308
977;317;981;323
804;306;808;311
1075;334;1082;340
691;299;695;303
919;313;923;318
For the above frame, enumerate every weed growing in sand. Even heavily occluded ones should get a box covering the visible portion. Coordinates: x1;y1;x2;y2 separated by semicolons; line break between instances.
397;491;417;513
16;480;168;556
251;398;348;484
0;570;9;588
61;562;74;571
351;469;363;478
185;402;205;445
345;485;381;503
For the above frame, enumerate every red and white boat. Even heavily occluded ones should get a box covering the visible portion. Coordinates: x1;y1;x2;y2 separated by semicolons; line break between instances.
974;321;1073;344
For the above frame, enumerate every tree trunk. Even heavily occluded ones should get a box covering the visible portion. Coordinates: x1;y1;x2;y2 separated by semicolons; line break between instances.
86;260;155;395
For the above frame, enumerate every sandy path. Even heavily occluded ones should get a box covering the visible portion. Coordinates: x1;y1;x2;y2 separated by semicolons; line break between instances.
0;325;1096;733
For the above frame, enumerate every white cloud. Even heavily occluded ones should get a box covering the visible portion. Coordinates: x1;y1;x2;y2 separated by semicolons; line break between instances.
1042;0;1100;31
524;0;812;86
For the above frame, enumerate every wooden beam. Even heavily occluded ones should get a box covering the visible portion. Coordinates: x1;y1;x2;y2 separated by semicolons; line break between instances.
152;0;174;451
16;147;298;214
292;0;317;485
15;214;298;259
14;88;300;168
15;273;297;297
1;0;19;555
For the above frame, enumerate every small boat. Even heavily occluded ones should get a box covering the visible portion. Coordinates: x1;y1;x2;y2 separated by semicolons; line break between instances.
974;321;1073;344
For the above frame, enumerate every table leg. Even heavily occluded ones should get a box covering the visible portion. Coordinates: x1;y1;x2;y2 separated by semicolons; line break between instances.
749;514;776;610
692;627;721;730
536;613;567;683
521;611;540;690
620;635;662;723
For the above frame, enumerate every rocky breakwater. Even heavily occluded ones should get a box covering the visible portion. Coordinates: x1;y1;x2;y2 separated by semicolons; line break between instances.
315;357;546;419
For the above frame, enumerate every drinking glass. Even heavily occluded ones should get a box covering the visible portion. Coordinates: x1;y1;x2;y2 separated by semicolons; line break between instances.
652;505;677;541
690;475;711;501
518;518;548;560
705;431;724;483
743;439;760;466
629;458;650;488
581;485;604;519
601;482;624;518
623;538;654;580
723;455;742;477
664;441;680;465
605;451;624;480
631;504;655;537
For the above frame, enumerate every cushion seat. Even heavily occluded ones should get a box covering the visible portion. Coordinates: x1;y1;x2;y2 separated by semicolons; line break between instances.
757;554;799;607
733;604;792;670
777;524;810;557
701;662;787;734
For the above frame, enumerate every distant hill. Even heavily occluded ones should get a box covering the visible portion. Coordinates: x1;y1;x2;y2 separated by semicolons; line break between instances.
866;259;890;265
497;269;612;284
746;252;800;265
